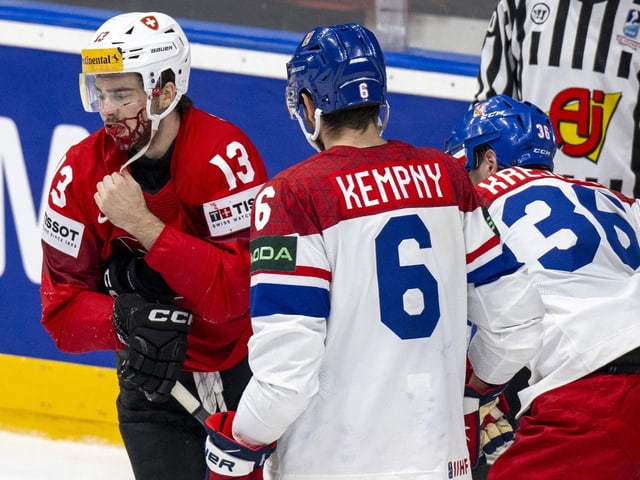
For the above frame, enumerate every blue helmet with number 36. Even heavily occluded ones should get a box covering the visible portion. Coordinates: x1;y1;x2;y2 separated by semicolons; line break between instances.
285;23;389;150
445;94;557;172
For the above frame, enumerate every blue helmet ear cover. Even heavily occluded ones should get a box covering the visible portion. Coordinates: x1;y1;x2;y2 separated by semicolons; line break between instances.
286;23;387;116
445;94;557;171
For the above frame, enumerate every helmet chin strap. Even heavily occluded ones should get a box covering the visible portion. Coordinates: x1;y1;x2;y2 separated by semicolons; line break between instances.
378;101;390;136
119;93;182;172
294;107;323;152
295;103;391;153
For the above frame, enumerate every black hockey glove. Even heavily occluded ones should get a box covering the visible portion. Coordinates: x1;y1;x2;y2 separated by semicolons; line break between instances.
103;253;178;303
113;293;192;402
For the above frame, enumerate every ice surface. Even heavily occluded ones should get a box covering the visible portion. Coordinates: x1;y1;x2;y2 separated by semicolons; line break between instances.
0;430;134;479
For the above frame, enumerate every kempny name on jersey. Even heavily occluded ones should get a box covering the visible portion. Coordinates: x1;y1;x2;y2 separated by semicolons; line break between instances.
332;160;451;215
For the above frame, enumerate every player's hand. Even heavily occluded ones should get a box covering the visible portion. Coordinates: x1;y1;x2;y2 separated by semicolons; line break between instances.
94;170;165;250
103;253;178;303
113;293;192;401
94;170;147;232
205;411;275;478
479;392;516;464
464;383;511;468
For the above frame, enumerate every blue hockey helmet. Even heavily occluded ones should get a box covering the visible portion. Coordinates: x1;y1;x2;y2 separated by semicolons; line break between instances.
285;23;389;150
445;94;557;171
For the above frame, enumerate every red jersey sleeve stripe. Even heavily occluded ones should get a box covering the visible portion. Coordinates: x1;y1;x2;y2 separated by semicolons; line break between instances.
467;235;500;265
291;265;332;282
253;265;332;282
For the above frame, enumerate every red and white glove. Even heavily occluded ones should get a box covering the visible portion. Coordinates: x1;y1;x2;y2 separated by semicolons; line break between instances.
205;411;276;479
464;384;515;467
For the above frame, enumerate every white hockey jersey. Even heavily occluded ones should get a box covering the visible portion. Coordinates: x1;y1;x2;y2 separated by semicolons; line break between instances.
234;141;543;479
476;0;640;197
475;166;640;415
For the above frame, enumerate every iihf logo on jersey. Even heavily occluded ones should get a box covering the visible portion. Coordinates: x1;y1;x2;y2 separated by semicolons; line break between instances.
448;457;469;478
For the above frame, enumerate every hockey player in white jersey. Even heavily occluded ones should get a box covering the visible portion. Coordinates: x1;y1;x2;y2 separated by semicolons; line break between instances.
446;94;640;479
202;25;544;480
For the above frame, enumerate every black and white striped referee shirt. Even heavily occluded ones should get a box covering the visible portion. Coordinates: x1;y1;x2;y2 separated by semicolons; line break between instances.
475;0;640;197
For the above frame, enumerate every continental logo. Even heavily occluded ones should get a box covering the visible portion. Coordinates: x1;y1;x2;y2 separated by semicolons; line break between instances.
81;48;123;73
250;236;297;273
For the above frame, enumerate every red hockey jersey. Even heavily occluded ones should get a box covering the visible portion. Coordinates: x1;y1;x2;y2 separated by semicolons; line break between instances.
41;106;268;372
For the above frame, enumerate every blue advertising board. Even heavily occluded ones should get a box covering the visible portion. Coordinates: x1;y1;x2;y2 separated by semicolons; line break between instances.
0;1;478;368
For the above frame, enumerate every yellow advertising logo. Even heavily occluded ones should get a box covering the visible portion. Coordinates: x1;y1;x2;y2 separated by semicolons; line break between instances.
81;48;123;73
549;88;621;163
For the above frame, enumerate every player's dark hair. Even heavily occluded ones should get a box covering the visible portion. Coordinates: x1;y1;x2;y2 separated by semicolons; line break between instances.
322;105;380;136
474;143;492;169
161;69;193;114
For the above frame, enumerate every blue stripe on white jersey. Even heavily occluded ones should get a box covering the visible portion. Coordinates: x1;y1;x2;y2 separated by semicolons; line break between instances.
464;203;521;285
250;282;330;319
469;245;523;286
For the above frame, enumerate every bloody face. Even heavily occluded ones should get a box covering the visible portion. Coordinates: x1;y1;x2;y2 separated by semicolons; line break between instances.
95;73;151;151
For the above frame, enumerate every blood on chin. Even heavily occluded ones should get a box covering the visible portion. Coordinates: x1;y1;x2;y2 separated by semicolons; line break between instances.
104;120;151;151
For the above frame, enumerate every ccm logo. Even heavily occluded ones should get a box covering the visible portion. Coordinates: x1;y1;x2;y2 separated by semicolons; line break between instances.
148;309;193;326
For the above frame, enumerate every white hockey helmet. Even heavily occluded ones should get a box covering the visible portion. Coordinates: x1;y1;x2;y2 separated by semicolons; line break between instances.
79;11;190;115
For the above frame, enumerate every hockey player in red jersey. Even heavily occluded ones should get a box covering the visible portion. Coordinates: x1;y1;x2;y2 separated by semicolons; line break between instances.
446;94;640;480
202;23;544;479
40;11;268;480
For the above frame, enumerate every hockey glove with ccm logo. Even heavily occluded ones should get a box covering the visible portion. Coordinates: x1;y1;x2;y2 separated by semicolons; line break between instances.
464;384;515;467
205;411;276;479
113;293;192;402
103;252;179;303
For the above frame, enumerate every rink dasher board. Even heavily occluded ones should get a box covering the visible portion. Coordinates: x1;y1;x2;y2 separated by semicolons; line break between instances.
0;3;477;443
